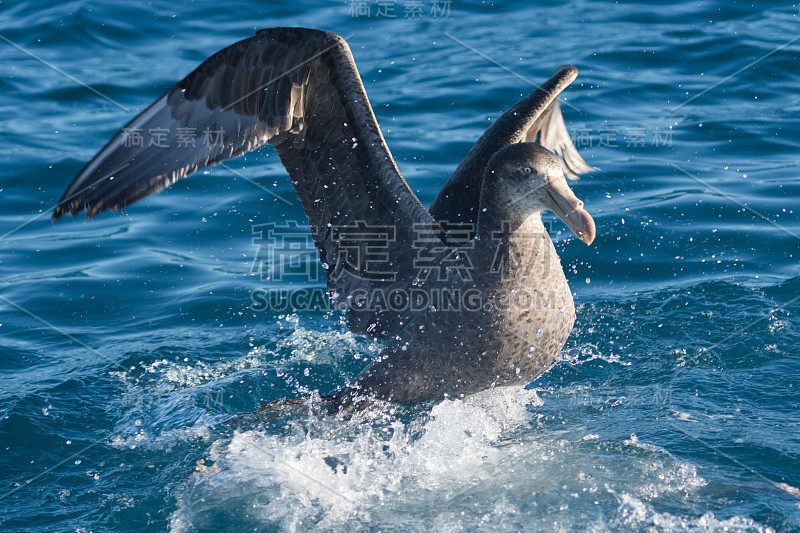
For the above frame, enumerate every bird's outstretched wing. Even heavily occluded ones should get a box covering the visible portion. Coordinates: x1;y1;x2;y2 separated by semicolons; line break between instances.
53;27;448;334
428;65;594;230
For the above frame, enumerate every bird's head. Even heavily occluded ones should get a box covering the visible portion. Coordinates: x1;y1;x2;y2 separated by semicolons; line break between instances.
482;142;595;245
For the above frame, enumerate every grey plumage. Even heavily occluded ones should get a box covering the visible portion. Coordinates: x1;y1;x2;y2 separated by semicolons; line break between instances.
53;28;597;408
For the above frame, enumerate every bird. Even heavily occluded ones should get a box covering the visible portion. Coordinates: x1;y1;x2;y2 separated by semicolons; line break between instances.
52;27;597;412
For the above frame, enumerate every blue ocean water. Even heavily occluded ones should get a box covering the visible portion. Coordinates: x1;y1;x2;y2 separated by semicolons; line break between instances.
1;0;799;530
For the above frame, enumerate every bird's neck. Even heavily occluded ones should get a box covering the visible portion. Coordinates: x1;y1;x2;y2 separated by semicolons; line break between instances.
475;188;545;241
475;209;558;281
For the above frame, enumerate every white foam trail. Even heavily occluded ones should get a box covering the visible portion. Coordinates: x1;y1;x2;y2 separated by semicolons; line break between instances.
167;387;768;532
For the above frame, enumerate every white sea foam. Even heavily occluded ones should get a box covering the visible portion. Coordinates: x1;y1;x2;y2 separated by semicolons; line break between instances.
104;321;772;532
167;385;767;532
559;342;630;366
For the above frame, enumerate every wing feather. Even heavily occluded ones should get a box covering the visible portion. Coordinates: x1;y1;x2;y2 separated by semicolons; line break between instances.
428;65;594;230
53;27;446;335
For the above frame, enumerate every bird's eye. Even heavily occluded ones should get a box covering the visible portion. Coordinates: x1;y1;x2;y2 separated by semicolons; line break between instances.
523;167;533;174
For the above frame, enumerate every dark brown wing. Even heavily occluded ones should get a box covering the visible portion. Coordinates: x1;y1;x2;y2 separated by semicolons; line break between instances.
428;65;594;231
53;27;448;334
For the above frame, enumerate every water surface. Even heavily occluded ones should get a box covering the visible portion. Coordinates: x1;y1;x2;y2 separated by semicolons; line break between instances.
1;1;798;531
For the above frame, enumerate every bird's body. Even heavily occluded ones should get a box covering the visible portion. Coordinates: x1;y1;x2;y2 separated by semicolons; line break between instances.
344;212;576;405
53;28;597;410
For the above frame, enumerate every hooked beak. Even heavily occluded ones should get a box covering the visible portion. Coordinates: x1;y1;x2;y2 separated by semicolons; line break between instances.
544;176;596;245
